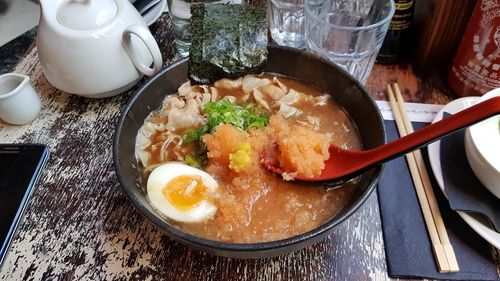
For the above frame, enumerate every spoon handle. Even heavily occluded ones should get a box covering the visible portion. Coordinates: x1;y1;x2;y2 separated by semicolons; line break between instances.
367;96;500;166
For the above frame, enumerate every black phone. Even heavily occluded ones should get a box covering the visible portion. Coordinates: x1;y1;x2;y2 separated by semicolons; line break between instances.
0;144;49;266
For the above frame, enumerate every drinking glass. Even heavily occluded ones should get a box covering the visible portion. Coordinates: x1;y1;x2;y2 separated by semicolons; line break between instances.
268;0;305;49
305;0;395;84
167;0;242;57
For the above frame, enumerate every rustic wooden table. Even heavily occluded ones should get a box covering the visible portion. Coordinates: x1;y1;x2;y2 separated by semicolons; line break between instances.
0;13;461;281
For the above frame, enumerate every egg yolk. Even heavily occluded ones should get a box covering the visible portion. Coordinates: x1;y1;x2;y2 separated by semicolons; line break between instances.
163;175;210;210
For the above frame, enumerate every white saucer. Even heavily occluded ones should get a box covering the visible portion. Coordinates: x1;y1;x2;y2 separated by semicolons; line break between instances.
427;97;500;249
142;0;167;26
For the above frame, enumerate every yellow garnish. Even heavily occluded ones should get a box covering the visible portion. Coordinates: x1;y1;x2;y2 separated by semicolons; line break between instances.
229;142;252;172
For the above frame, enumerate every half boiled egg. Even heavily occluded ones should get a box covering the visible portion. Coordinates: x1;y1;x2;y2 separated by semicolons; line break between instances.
147;162;219;223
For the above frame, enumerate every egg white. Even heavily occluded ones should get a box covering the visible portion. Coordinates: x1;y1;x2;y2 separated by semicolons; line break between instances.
147;162;219;223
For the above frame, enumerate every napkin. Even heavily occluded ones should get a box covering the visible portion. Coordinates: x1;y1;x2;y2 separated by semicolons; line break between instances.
441;112;500;231
378;120;500;280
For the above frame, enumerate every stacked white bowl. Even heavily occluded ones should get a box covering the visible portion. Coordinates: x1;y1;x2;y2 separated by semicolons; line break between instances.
465;88;500;199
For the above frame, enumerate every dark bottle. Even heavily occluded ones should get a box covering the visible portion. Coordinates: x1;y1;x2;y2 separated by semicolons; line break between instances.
377;0;416;64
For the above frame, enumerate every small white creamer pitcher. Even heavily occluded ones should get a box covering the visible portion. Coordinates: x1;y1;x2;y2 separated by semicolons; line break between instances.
0;73;41;125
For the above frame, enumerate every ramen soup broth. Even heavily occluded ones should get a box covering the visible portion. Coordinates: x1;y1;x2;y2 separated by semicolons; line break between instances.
136;74;362;243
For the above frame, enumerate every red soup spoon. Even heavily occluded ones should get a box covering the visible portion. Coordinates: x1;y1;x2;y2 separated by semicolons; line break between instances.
261;96;500;185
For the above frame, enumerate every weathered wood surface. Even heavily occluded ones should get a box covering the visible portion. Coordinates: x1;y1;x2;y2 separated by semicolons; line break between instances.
0;13;460;281
366;63;454;105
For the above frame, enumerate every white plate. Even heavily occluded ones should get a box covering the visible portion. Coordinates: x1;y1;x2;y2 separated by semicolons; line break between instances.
142;0;167;26
427;97;500;249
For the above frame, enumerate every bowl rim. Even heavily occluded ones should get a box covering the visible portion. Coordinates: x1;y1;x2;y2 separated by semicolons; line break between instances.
113;45;386;255
467;88;500;174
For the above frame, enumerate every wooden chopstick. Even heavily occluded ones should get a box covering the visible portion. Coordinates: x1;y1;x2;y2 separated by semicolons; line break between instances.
386;84;458;273
391;83;459;272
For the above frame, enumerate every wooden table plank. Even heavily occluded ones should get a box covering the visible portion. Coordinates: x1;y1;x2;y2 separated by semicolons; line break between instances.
366;63;454;105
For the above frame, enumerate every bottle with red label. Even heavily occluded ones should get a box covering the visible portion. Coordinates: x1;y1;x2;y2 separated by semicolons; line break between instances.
448;0;500;97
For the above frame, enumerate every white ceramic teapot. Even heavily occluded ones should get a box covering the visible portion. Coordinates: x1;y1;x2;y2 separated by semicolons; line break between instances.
37;0;163;98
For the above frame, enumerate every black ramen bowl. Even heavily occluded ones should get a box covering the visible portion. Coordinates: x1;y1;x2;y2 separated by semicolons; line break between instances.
113;45;386;258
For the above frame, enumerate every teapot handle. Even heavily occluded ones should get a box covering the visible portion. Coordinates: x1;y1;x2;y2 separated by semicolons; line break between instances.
122;25;163;76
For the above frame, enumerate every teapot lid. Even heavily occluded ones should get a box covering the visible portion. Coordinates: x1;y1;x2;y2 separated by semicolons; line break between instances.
57;0;118;30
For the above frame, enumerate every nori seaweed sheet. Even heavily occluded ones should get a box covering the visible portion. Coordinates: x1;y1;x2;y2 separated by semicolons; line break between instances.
189;4;268;84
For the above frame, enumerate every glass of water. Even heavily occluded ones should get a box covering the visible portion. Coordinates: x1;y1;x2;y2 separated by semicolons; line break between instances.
268;0;305;49
305;0;395;84
167;0;242;57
